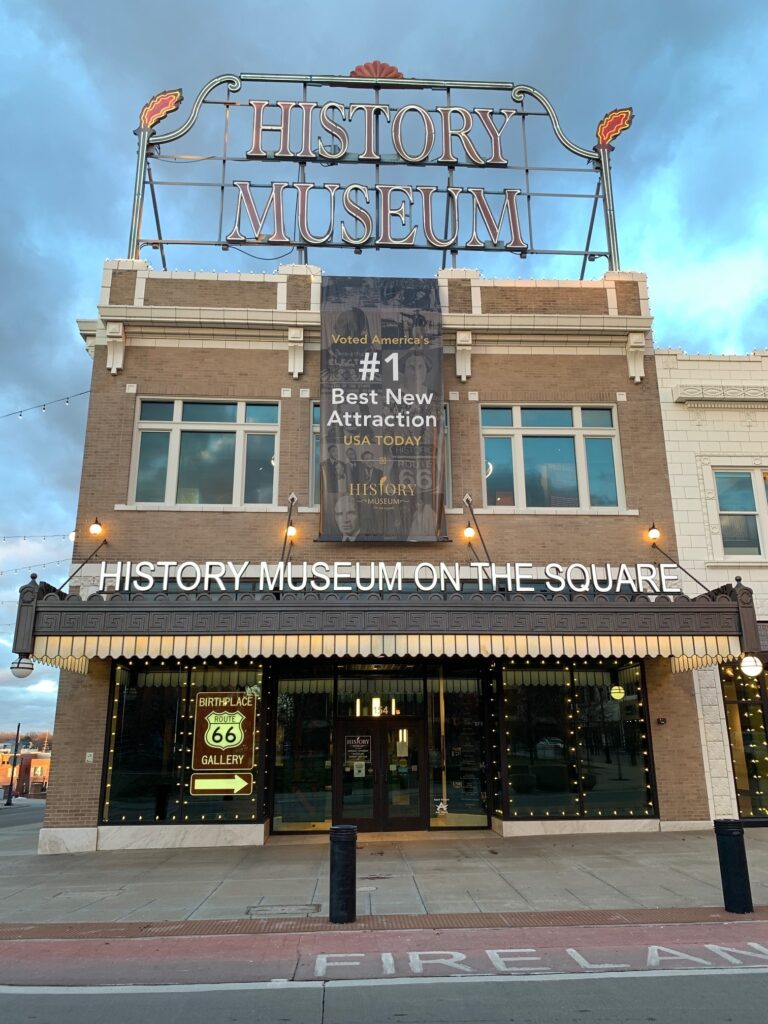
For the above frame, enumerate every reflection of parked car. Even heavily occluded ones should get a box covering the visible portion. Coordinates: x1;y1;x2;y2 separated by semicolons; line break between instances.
535;737;564;759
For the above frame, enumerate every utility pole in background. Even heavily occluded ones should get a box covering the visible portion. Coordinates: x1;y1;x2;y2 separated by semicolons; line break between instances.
4;723;21;806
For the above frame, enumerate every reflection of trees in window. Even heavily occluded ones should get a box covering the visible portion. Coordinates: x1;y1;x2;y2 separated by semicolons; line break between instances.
503;663;653;818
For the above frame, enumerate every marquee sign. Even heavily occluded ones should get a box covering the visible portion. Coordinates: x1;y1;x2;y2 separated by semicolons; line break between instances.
128;68;633;274
96;560;683;595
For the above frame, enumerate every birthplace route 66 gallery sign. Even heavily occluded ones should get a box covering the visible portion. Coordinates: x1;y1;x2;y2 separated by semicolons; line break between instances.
190;691;257;797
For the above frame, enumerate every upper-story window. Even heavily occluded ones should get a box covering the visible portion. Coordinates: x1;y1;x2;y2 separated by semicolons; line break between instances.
310;402;452;507
715;470;768;556
132;399;279;506
481;406;622;510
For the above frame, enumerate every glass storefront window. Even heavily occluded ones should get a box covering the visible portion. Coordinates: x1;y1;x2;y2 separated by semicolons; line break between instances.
427;673;487;827
105;667;183;824
337;675;424;718
503;662;654;818
720;662;768;817
103;664;263;824
575;665;650;817
504;668;574;816
273;676;333;832
104;658;659;832
272;663;486;831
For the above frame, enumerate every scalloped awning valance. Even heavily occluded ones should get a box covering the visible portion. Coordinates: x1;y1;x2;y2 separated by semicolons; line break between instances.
31;630;742;673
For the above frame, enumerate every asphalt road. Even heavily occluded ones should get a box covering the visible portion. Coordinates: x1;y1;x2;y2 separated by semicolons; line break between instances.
2;971;767;1023
0;800;45;829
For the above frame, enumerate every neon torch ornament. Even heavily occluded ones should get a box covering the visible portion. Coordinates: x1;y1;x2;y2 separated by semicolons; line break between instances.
596;108;634;150
128;89;184;259
594;107;634;272
140;89;184;131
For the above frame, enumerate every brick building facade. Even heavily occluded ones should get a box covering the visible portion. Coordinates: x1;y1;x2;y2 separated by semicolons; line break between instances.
13;261;758;854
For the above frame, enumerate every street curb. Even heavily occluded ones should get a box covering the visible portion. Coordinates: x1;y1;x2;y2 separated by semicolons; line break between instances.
1;906;767;941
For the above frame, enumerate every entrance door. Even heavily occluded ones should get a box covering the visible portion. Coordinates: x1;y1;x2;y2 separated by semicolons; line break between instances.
334;718;427;831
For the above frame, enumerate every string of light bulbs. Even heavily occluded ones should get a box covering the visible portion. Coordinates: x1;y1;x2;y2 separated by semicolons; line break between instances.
1;534;73;542
1;390;90;420
0;558;71;577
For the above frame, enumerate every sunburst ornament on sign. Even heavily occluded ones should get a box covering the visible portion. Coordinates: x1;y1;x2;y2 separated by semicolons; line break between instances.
349;60;404;79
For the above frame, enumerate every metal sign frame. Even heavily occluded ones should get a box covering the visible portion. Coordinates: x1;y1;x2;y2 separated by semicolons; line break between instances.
127;69;632;277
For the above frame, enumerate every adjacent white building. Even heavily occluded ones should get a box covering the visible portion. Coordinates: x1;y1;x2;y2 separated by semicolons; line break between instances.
657;349;768;820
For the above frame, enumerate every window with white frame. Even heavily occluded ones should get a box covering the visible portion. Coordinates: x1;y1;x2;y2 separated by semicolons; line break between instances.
714;470;768;557
310;402;452;507
133;399;279;506
481;406;622;510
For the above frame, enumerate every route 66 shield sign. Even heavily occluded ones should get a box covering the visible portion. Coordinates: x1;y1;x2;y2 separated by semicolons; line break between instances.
204;710;245;750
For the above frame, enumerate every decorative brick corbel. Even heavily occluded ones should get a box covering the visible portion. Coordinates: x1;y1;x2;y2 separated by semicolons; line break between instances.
456;330;472;381
626;332;646;383
105;322;125;375
287;326;305;379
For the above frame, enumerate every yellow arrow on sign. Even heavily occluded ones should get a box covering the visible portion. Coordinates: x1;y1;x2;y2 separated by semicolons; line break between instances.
192;774;250;794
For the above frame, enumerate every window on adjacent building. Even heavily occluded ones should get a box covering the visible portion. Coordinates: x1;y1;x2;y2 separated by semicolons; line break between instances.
310;402;452;507
481;406;622;510
714;470;767;556
133;399;279;506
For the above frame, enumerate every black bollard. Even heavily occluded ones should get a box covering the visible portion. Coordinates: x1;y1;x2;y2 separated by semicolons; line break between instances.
329;824;357;923
714;819;753;914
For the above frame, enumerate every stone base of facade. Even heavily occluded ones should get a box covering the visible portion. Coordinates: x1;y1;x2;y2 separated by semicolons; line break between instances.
491;818;709;837
38;822;270;855
38;827;99;855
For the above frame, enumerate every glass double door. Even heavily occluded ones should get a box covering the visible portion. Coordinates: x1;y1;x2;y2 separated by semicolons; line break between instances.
334;717;427;831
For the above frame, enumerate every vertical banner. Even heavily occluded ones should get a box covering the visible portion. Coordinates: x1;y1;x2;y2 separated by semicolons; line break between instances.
320;277;446;542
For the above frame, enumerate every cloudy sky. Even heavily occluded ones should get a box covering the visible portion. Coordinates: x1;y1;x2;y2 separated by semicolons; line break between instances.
1;0;767;730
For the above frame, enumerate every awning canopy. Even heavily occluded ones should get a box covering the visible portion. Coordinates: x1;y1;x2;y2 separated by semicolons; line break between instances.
31;630;742;670
14;577;759;675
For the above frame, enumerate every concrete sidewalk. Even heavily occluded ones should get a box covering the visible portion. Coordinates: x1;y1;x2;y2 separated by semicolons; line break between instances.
1;804;766;924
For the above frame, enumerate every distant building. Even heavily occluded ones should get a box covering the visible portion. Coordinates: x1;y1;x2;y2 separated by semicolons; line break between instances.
0;751;50;798
657;350;768;820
